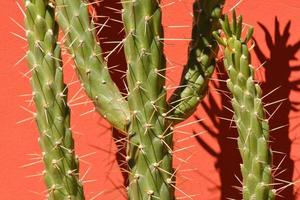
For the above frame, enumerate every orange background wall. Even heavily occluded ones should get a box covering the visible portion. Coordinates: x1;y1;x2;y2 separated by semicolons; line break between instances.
1;0;300;199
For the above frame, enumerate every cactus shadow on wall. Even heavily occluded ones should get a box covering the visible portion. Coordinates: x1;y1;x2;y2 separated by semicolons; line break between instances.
253;17;300;200
90;0;129;196
194;17;300;199
194;62;242;200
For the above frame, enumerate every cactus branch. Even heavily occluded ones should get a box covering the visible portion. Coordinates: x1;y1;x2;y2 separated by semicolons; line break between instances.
54;0;130;132
168;0;225;123
214;11;275;200
24;0;85;199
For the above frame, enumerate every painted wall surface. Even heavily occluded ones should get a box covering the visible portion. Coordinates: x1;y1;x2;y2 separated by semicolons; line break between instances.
1;0;300;199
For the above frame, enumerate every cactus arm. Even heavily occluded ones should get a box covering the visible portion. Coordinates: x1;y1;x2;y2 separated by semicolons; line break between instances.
168;0;225;123
121;1;174;199
214;11;275;200
24;0;84;199
54;0;130;132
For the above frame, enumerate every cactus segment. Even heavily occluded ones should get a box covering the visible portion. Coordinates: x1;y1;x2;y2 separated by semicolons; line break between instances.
168;0;225;123
121;1;174;199
54;0;130;132
24;0;84;199
214;11;274;200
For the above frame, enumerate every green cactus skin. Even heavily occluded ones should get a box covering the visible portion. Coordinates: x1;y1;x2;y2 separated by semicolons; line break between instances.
121;1;174;199
213;11;275;200
168;0;225;123
55;0;130;132
24;0;85;199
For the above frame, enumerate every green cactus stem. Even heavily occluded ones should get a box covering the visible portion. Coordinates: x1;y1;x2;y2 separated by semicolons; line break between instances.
213;11;275;200
55;0;130;132
24;0;84;199
168;0;225;123
121;0;226;198
121;0;174;199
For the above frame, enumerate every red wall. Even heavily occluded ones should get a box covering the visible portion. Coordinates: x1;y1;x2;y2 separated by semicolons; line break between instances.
1;0;300;199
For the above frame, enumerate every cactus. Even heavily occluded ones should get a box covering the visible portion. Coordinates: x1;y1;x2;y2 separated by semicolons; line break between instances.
50;0;225;199
24;0;84;199
213;11;275;200
169;0;225;123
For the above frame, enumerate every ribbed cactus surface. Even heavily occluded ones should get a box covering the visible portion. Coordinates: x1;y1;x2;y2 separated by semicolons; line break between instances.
214;11;275;200
24;0;84;199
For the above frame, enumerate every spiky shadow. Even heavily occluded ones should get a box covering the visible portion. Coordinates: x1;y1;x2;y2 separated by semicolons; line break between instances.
194;63;242;200
90;0;129;189
253;17;300;200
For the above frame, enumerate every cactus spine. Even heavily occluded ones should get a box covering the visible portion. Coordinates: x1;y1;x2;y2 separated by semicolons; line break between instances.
24;0;84;199
213;11;275;200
